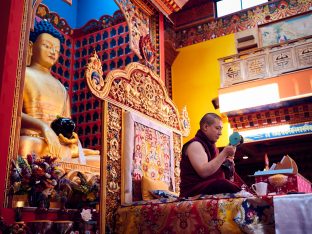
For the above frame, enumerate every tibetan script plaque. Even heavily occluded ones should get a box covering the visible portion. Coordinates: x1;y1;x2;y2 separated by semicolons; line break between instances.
295;42;312;69
245;54;268;81
269;48;296;75
221;61;243;87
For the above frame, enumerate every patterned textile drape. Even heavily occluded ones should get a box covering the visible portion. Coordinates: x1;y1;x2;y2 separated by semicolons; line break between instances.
123;111;175;202
115;195;275;234
133;122;172;183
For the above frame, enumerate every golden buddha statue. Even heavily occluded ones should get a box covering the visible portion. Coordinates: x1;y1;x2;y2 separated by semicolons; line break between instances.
19;20;99;162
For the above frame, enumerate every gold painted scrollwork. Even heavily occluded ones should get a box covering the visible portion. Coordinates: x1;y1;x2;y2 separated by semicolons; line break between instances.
86;61;185;132
123;82;141;106
108;138;120;161
173;132;182;194
108;109;121;131
105;103;122;227
180;106;190;137
85;51;105;97
115;0;150;59
139;34;157;69
108;63;181;129
108;181;120;193
110;166;118;180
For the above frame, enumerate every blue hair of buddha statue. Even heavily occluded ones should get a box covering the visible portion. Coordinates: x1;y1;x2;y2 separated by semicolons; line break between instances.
30;20;65;44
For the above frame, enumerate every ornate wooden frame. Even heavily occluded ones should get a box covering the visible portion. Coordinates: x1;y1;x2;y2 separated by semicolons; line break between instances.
85;52;190;231
85;52;190;134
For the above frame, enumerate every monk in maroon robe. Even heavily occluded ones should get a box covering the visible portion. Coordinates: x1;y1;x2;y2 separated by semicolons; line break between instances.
180;113;242;198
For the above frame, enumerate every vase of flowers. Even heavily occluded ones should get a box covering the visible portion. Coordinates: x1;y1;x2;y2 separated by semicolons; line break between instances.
67;172;100;209
10;154;66;209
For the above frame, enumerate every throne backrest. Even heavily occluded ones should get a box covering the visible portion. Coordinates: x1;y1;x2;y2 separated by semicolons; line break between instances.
123;111;175;202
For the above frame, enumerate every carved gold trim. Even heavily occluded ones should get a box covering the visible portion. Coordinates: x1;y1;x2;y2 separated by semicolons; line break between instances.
30;0;43;30
139;34;157;69
86;56;187;133
149;0;187;16
173;132;182;194
115;0;150;59
180;106;190;137
59;162;100;174
132;0;156;16
85;57;189;232
151;0;176;16
5;0;32;207
104;103;122;231
120;109;126;204
100;100;108;233
107;138;120;161
85;51;105;97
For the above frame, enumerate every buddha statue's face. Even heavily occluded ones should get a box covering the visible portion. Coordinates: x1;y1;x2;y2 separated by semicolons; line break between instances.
31;33;61;68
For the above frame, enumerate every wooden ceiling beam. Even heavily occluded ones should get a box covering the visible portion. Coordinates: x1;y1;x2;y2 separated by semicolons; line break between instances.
131;0;189;17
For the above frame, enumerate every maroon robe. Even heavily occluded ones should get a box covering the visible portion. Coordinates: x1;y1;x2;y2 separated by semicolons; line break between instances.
179;130;241;198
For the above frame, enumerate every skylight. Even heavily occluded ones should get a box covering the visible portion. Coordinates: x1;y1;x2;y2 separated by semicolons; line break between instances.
216;0;269;18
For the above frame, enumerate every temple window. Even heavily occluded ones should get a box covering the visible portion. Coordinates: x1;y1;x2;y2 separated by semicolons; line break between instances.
125;45;130;54
93;112;99;121
110;28;116;37
88;46;94;55
117;59;123;67
110;50;116;59
80;70;84;79
92;125;98;133
89;35;94;44
75;40;81;49
110;39;116;48
79;92;85;101
65;49;71;57
102;31;109;40
118;37;124;45
66;39;71;48
110;61;116;69
103;42;108;49
82;38;88;46
96;33;101;42
216;0;269;17
117;48;123;56
118;25;124;34
72;93;78;102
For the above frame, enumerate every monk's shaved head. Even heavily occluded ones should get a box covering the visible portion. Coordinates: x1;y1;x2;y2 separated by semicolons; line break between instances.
199;113;221;130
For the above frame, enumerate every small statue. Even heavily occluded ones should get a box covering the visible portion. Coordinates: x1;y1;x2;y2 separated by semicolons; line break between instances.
18;20;99;161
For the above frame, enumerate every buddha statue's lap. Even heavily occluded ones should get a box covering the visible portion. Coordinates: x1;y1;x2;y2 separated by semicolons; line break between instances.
19;20;100;165
19;135;93;162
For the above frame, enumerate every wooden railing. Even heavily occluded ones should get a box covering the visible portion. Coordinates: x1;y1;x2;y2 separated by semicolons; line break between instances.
219;36;312;88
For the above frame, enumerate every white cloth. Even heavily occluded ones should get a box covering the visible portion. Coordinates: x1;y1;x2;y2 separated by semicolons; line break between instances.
78;139;86;165
274;193;312;234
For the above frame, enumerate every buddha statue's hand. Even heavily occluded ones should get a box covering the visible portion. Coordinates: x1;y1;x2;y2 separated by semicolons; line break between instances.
42;125;62;158
58;132;78;145
58;132;80;158
59;132;100;157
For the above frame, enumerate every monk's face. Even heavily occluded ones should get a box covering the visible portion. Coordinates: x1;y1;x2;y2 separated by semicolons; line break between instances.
32;33;60;68
203;119;223;143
